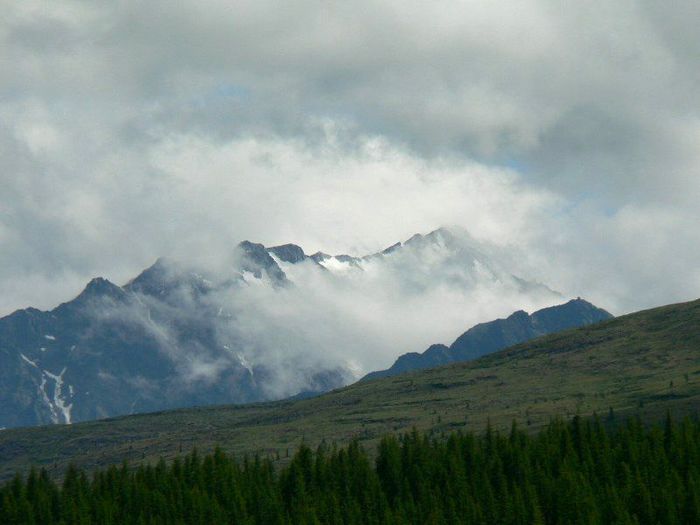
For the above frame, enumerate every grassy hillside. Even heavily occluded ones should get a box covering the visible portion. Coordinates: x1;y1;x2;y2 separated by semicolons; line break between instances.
1;298;700;481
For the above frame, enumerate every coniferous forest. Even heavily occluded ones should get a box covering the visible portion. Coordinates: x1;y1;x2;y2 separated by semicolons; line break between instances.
2;416;700;525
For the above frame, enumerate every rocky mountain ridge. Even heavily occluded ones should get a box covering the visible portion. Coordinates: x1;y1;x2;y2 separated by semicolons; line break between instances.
0;228;571;429
362;298;613;381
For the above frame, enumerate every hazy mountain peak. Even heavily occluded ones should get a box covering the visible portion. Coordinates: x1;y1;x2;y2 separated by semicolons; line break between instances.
310;251;330;262
124;257;217;301
268;244;307;264
381;242;402;255
236;240;287;284
396;227;479;258
73;277;125;304
422;226;454;242
0;227;571;429
237;240;265;252
403;233;424;245
125;258;169;293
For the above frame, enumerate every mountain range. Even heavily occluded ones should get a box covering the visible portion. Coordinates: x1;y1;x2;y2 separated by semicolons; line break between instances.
0;227;582;429
1;296;697;482
363;298;612;381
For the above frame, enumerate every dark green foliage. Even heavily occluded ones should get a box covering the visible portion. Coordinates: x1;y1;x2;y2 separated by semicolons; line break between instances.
2;417;700;524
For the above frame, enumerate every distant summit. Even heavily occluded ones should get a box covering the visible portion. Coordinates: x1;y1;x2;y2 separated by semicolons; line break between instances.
268;244;307;264
362;298;613;381
236;241;288;285
0;226;568;429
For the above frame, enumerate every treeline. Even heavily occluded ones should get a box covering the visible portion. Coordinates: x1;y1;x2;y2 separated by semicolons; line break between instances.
2;415;700;524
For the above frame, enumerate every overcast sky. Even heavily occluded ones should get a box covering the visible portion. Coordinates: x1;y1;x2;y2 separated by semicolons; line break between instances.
1;0;699;317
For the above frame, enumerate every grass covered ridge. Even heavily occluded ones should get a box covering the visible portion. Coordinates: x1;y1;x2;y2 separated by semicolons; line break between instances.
0;298;699;481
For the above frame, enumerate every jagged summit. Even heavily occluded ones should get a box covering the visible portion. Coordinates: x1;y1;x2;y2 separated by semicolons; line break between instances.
259;227;475;268
310;251;330;263
404;227;453;246
0;226;571;430
125;257;170;295
236;241;287;284
83;277;119;294
357;226;481;264
62;277;127;309
268;244;307;264
125;257;216;301
380;242;401;255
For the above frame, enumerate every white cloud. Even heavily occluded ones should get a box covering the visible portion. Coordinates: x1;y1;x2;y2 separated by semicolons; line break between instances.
1;0;699;320
149;129;557;252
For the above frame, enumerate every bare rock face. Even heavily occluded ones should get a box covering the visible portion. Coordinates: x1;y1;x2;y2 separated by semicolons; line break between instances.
268;244;307;264
235;241;289;285
0;246;340;429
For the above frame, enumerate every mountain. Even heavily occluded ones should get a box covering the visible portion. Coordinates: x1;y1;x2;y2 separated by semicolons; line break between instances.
0;248;344;429
311;228;557;295
0;227;564;429
1;297;698;481
362;298;613;381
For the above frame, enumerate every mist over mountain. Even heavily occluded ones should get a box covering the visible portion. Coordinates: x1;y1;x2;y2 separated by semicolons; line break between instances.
0;227;568;428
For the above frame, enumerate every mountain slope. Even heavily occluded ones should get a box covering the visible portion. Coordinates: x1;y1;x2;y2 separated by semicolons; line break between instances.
0;247;345;429
0;228;564;429
363;298;612;381
1;297;699;481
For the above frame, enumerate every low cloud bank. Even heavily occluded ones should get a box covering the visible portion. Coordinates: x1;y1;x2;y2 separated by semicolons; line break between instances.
91;229;563;400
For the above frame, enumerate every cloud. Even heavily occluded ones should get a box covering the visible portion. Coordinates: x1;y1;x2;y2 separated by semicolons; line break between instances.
79;233;564;397
526;201;700;314
210;242;562;377
1;0;699;321
0;120;561;314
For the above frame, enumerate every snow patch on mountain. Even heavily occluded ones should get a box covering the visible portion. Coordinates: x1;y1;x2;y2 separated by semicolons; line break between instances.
38;376;58;424
318;256;360;274
20;353;39;368
237;352;254;375
0;226;570;429
43;368;73;424
241;271;264;285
